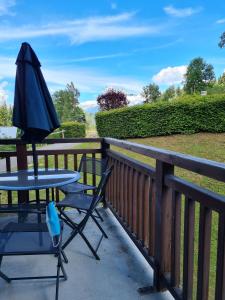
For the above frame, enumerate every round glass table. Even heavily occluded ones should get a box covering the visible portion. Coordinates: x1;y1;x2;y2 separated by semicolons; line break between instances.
0;169;80;191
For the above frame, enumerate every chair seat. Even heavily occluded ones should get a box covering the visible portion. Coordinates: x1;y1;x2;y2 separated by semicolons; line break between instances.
0;220;59;255
59;182;96;194
57;193;99;211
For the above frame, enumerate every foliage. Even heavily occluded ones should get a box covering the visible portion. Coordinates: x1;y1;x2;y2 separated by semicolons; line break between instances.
218;72;225;85
97;88;128;111
184;57;215;94
219;32;225;48
53;82;85;123
0;102;12;126
60;121;85;138
96;94;225;138
206;83;225;95
161;85;176;101
141;83;161;103
176;86;183;97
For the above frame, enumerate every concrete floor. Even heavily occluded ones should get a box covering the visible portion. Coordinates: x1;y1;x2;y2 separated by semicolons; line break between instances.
0;208;173;300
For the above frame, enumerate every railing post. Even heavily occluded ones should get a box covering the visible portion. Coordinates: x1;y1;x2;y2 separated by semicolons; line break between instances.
101;138;110;160
154;160;174;291
16;143;28;204
101;139;110;208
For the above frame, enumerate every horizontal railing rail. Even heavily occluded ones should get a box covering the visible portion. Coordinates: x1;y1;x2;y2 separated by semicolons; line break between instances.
0;137;103;145
1;137;225;299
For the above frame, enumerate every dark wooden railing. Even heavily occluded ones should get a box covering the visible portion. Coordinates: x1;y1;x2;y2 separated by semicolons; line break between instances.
1;137;225;299
104;138;225;300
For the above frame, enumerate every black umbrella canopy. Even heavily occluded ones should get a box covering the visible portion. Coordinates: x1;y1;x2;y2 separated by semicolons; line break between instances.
13;42;60;143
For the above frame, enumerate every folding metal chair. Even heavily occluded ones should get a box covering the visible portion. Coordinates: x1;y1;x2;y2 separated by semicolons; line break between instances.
59;155;108;222
0;205;67;300
57;166;113;261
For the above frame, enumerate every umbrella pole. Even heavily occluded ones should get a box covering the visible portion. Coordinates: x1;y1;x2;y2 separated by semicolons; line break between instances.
32;143;38;177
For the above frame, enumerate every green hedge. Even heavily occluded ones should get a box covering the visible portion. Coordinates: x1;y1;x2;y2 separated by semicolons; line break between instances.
95;94;225;138
61;121;85;138
49;121;85;138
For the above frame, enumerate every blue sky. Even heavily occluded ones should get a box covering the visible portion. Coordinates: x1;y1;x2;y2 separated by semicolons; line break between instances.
0;0;225;111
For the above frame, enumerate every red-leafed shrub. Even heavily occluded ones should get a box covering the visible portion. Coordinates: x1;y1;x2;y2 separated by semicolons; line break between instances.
97;88;129;111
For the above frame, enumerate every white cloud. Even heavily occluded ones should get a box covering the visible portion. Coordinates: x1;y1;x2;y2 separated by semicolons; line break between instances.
127;94;144;105
0;54;144;95
152;65;187;85
80;100;98;110
0;56;16;78
0;12;161;44
43;67;144;94
164;5;202;18
59;52;129;63
216;19;225;24
0;80;9;104
0;0;16;16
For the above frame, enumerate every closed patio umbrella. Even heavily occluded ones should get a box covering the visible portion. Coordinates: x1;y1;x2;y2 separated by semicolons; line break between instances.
13;42;60;176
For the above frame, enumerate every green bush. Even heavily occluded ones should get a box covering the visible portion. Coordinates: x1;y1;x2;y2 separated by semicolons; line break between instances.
95;94;225;138
60;121;86;138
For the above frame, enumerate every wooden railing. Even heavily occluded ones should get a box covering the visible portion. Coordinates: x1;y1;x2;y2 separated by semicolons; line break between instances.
1;137;225;299
104;138;225;300
0;138;103;203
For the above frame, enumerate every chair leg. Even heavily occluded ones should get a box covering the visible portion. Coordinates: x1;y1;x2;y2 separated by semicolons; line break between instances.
0;256;11;283
60;261;67;281
79;231;100;260
94;209;104;222
62;227;79;250
61;250;68;264
55;258;61;300
0;270;11;283
91;215;108;238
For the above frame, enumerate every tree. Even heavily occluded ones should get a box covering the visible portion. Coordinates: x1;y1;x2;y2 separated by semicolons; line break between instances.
97;88;129;111
218;72;225;85
53;82;85;123
161;85;176;101
176;86;182;97
219;32;225;48
184;57;215;94
0;102;11;126
66;82;80;105
141;83;161;103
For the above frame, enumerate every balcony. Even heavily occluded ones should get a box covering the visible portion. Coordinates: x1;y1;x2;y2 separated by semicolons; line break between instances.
0;137;225;300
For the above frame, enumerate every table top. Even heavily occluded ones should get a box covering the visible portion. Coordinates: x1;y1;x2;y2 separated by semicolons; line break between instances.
0;169;80;191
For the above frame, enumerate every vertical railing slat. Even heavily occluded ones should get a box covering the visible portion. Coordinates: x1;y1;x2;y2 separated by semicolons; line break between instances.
196;205;212;300
149;178;156;256
215;212;225;300
54;154;59;202
6;156;12;204
171;190;181;288
183;197;195;300
44;155;49;201
124;164;128;224
128;167;133;230
137;172;144;241
132;170;138;235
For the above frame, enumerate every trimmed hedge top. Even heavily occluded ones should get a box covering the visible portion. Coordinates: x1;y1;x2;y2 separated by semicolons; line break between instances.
49;121;85;138
95;94;225;138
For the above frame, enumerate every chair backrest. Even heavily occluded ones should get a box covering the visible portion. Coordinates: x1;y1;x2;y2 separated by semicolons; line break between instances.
78;155;108;176
80;165;113;227
90;165;114;210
